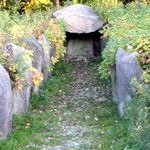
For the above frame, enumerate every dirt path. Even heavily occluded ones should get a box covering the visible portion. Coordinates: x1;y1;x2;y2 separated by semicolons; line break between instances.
41;60;111;150
1;60;117;150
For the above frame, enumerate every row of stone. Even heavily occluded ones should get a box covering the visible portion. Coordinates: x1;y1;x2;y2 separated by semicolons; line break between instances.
0;35;53;140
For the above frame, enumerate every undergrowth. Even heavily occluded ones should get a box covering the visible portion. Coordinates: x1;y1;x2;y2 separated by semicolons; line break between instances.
0;60;123;150
0;60;73;150
1;60;149;150
97;2;150;82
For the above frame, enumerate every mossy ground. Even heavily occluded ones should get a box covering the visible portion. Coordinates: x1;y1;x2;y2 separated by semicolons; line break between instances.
0;59;126;150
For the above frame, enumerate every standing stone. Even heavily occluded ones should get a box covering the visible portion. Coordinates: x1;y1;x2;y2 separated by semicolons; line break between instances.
0;65;12;140
112;48;143;117
12;83;31;115
110;65;117;103
40;35;52;80
23;37;44;94
5;43;32;115
67;39;94;59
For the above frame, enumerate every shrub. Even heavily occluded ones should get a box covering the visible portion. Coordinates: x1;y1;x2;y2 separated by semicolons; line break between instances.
21;0;53;12
122;80;150;150
0;11;66;89
97;2;150;82
95;2;150;149
97;79;150;149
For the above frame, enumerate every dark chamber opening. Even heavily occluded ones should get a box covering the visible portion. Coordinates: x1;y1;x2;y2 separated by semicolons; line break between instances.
66;30;102;57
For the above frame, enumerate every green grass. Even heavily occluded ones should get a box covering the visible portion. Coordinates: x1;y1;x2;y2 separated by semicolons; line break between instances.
0;60;74;150
0;60;135;150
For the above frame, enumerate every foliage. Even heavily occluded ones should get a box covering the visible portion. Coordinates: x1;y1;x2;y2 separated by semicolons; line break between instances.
0;0;6;8
94;2;150;149
88;0;121;10
29;67;44;86
0;60;74;150
96;79;150;149
0;11;66;89
123;80;150;150
45;19;66;65
1;0;150;12
0;0;53;12
3;44;33;89
21;0;53;12
98;2;150;82
0;1;149;149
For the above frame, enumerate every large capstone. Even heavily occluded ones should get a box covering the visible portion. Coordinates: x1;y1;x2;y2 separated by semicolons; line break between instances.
53;4;105;33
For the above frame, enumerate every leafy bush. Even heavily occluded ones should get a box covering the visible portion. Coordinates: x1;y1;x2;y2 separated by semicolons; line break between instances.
0;11;66;89
21;0;53;12
0;0;53;12
122;80;150;150
3;43;33;88
98;2;150;82
45;19;66;65
95;2;150;149
97;79;150;149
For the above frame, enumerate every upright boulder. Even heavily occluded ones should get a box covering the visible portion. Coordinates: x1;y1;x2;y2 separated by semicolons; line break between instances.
12;85;31;115
39;35;52;80
0;65;12;139
5;43;32;115
23;37;44;94
112;48;143;117
23;37;44;72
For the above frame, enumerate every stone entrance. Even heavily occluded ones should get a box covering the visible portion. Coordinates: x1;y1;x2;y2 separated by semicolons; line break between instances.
53;4;106;59
66;31;102;59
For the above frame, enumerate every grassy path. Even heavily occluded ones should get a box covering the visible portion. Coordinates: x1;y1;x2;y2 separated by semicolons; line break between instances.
0;60;122;150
